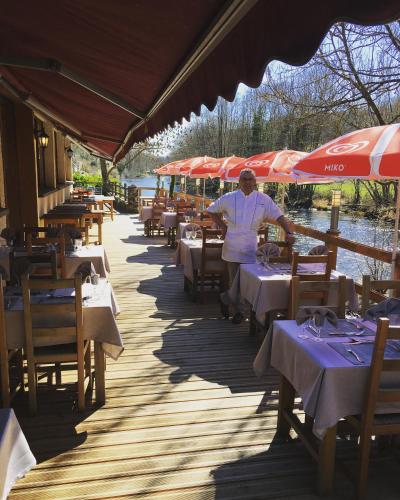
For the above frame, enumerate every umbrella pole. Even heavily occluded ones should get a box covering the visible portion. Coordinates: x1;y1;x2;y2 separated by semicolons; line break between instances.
391;179;400;280
203;178;206;210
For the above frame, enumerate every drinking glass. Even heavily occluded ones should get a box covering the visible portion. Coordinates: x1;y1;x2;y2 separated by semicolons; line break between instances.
185;230;191;240
91;273;100;299
190;230;197;240
298;319;310;340
311;315;323;342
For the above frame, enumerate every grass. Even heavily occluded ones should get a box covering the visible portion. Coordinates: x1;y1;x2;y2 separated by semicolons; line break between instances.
314;181;370;203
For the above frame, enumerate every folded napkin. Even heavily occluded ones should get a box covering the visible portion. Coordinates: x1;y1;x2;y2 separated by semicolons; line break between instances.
365;298;400;321
296;307;338;327
256;243;280;260
75;261;96;281
308;244;328;256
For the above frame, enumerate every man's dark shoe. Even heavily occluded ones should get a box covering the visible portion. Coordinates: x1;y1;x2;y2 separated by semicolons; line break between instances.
219;298;230;319
232;312;244;324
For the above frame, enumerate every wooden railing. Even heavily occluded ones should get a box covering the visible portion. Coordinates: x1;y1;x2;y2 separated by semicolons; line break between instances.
135;186;400;287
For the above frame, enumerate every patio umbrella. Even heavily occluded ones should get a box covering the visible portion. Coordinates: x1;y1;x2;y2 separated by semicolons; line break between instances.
154;156;215;197
189;156;246;200
293;123;400;276
221;150;310;183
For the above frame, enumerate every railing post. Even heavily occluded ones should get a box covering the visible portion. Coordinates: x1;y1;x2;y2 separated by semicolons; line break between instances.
124;183;127;202
393;252;400;283
326;229;340;270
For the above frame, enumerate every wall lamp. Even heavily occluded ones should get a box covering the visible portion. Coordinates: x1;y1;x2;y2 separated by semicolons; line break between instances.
34;126;49;148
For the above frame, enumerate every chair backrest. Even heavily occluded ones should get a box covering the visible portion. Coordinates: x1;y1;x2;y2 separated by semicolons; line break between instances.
291;251;333;281
201;228;224;276
258;240;293;263
361;275;400;317
362;317;400;430
257;226;269;246
24;227;66;278
22;271;83;353
289;275;347;319
193;219;214;228
94;186;103;195
151;206;164;220
10;248;58;284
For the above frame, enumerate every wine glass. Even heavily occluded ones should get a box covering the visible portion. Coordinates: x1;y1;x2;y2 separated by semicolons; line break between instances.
91;273;100;300
298;319;310;340
311;314;323;342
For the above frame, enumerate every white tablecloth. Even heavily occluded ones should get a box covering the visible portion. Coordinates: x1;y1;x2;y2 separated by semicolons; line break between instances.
65;245;110;278
160;212;177;229
5;280;123;360
0;246;111;280
234;262;359;325
176;239;223;281
0;409;36;500
139;206;153;222
176;222;189;242
253;319;400;438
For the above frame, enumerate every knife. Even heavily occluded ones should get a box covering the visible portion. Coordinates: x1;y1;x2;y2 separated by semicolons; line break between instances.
345;347;364;363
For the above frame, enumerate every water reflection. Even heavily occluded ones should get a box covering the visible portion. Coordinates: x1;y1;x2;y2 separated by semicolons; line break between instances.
288;209;394;282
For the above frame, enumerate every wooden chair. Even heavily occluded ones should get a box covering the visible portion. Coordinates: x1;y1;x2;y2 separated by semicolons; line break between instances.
289;275;347;319
61;225;90;247
0;277;24;407
361;275;400;317
248;250;331;337
344;317;400;499
149;206;165;237
10;248;58;285
263;240;293;263
188;228;225;302
21;271;92;415
291;251;333;281
257;226;269;246
24;226;66;278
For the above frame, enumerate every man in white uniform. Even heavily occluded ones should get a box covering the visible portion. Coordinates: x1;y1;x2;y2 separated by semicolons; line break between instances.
207;168;295;323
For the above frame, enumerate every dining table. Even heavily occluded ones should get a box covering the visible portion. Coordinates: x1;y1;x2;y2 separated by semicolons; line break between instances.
176;237;223;282
0;408;36;500
253;317;400;494
64;244;110;278
139;206;153;222
229;261;359;325
4;279;122;403
81;196;115;220
160;211;177;230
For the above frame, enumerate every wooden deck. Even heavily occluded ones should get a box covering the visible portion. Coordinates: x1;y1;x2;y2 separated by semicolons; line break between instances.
8;215;400;500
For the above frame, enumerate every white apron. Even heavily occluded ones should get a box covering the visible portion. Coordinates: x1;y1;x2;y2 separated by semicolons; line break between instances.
222;191;259;263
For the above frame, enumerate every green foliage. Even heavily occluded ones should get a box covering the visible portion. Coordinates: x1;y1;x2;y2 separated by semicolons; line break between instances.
73;172;117;187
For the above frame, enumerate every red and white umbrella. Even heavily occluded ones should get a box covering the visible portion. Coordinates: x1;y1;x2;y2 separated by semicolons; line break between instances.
221;150;314;183
294;124;400;275
189;156;245;179
154;156;215;175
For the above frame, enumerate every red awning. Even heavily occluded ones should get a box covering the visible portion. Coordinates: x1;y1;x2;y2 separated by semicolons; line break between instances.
0;0;399;161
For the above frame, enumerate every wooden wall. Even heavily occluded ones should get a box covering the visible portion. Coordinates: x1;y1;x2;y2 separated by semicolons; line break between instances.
0;95;72;231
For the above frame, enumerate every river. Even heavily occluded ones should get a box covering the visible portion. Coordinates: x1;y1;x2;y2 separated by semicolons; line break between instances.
122;176;396;282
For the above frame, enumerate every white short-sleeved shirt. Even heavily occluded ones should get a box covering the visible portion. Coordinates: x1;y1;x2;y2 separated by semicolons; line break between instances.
207;190;283;263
